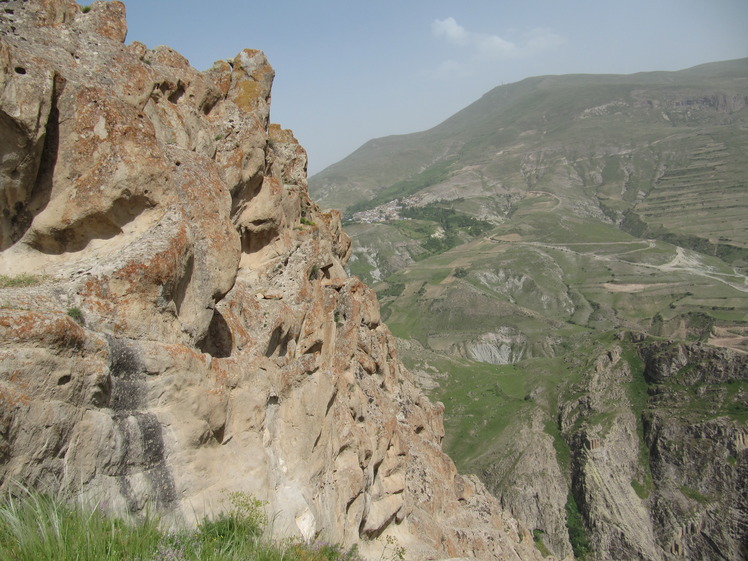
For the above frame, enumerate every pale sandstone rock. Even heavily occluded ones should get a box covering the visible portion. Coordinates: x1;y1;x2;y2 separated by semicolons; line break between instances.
0;2;549;560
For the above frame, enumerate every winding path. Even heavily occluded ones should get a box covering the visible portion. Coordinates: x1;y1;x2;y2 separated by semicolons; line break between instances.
487;237;748;293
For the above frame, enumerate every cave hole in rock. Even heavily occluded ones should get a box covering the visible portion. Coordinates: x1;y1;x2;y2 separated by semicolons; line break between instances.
201;96;218;116
167;82;186;104
211;424;225;444
240;224;278;255
303;340;323;355
27;194;154;254
197;309;232;358
14;66;25;74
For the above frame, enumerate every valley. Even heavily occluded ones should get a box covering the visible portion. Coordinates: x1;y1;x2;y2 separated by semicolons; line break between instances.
310;59;748;560
2;2;745;560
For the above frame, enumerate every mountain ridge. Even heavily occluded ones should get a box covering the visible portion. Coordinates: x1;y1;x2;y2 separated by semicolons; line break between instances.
311;57;748;224
309;56;748;560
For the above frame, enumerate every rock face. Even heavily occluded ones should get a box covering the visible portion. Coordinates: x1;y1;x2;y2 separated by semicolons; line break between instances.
490;339;747;561
560;346;664;560
481;410;572;559
0;2;546;560
638;342;748;561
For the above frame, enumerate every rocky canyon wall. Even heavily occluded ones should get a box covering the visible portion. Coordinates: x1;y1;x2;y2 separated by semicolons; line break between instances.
488;337;747;561
0;2;547;560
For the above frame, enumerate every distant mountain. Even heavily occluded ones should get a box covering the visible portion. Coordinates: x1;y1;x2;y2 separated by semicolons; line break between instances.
311;58;748;258
309;59;748;560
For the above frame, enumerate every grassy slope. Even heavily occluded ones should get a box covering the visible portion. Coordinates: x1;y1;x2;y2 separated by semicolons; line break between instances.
311;59;748;556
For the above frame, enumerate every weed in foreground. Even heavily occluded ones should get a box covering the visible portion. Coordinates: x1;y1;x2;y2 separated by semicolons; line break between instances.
0;486;160;561
0;487;380;561
0;273;46;288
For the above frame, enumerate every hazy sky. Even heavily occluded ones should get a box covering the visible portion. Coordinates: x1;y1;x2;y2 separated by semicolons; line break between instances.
110;0;748;174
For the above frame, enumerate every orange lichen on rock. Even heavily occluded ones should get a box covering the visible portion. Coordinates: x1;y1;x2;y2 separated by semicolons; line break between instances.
0;3;549;561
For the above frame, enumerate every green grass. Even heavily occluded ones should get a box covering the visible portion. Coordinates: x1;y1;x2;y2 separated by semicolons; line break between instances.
422;356;532;468
565;491;591;561
544;418;572;475
346;159;455;215
67;307;84;324
623;346;656;498
0;489;161;561
0;273;46;288
413;343;584;473
532;529;552;557
0;487;364;561
630;479;650;500
679;486;710;504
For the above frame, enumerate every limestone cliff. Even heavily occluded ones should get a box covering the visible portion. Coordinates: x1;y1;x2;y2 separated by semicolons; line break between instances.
489;337;747;561
0;1;547;559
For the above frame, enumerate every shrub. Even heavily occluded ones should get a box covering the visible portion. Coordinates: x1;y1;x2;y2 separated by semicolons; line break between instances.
66;307;83;324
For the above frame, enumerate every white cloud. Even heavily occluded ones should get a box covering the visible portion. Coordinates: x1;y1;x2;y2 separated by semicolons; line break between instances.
431;17;470;46
476;34;519;59
431;17;565;61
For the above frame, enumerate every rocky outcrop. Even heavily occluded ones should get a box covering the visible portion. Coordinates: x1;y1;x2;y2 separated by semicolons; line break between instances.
0;2;547;560
561;347;663;560
560;341;748;561
481;410;572;559
480;338;747;561
640;342;748;561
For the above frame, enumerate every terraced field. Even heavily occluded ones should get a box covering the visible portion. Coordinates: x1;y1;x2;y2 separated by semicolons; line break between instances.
634;134;748;244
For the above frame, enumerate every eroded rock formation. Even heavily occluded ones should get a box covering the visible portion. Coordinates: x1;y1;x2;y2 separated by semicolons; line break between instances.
0;2;546;559
497;340;748;561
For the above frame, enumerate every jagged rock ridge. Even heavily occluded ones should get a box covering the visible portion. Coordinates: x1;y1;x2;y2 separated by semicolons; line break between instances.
0;1;548;559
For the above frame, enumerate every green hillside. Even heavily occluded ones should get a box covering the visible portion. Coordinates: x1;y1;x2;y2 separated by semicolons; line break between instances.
309;59;748;560
310;59;748;352
311;58;748;264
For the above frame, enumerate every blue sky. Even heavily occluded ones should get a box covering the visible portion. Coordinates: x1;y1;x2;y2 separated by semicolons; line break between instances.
110;0;748;174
